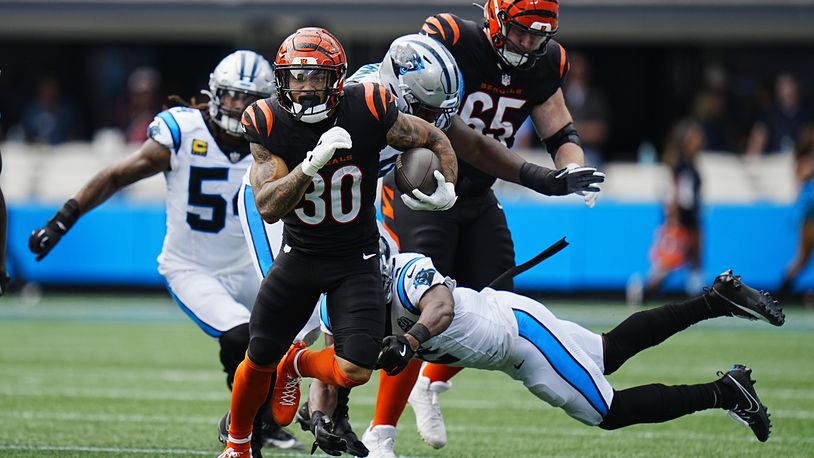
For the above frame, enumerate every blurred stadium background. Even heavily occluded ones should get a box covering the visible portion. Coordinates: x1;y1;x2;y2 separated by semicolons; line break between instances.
1;1;814;457
2;0;814;293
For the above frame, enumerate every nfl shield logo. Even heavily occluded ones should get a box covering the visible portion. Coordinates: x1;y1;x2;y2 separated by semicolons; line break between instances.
501;74;511;86
229;152;242;163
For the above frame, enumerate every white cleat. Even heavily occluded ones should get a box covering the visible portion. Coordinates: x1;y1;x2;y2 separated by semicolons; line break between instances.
217;446;251;458
408;375;450;449
361;423;397;458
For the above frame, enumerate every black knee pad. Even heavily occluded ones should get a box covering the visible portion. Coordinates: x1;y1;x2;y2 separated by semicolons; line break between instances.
335;333;381;369
219;323;249;390
247;336;287;367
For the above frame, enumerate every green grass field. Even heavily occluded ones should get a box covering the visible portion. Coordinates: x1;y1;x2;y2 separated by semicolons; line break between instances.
1;294;813;457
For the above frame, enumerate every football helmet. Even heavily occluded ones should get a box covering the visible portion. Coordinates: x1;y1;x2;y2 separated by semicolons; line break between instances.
204;50;275;136
483;0;559;69
379;34;462;130
275;27;347;124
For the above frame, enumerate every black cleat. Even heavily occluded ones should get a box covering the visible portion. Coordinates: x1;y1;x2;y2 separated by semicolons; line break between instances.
310;411;346;457
332;404;369;457
719;364;771;442
255;409;305;450
218;410;230;444
709;269;785;326
295;401;311;432
218;410;304;452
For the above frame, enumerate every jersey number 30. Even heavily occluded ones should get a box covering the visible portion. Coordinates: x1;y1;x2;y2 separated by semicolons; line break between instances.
296;165;362;225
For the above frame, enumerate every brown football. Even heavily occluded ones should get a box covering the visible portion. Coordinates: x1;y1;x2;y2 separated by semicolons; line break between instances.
394;147;440;196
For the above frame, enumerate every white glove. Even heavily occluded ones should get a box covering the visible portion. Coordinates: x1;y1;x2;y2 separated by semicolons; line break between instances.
582;189;600;208
301;126;352;176
557;162;603;208
401;170;458;211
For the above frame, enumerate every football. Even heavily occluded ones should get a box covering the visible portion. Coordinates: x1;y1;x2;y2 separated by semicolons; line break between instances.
394;147;440;196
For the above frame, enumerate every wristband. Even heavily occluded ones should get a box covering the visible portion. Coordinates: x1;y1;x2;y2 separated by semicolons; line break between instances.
406;323;432;347
49;199;81;234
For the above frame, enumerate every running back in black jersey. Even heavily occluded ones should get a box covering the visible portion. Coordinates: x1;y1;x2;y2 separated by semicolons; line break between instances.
242;82;398;254
422;13;569;195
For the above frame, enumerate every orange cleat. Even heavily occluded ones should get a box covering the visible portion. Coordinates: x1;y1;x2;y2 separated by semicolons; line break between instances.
271;341;307;426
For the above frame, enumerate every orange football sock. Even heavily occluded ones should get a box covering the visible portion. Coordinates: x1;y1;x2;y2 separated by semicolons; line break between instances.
228;356;277;443
372;358;422;427
422;363;463;383
296;346;362;388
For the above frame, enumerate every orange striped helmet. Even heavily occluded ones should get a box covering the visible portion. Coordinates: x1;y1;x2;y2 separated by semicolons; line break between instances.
483;0;559;68
274;27;347;123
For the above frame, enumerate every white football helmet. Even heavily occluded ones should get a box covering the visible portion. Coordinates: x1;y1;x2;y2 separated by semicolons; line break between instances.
379;34;462;130
203;50;275;136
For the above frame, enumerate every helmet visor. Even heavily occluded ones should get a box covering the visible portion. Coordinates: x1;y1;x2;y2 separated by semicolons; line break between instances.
278;67;336;104
504;21;549;55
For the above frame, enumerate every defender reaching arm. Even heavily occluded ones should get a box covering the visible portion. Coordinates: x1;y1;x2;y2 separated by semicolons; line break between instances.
28;138;171;260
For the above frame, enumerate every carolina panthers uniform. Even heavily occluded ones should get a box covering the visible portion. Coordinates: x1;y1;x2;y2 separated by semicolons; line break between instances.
148;106;258;337
241;83;399;369
382;13;569;291
387;252;613;426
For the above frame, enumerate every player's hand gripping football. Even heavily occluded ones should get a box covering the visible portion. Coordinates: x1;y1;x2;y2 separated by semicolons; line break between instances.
301;126;352;177
401;171;457;212
377;334;415;375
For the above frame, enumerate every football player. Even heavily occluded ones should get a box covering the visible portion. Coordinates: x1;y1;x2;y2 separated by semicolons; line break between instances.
363;243;784;457
379;1;606;446
254;32;603;456
27;51;303;453
220;27;459;458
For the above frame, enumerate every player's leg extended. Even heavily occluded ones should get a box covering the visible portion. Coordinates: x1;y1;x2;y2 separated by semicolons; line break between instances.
602;270;784;375
508;309;772;441
507;295;614;426
226;252;323;453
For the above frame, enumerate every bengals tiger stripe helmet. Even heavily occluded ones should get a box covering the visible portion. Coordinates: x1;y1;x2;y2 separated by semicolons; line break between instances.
483;0;559;69
274;27;347;123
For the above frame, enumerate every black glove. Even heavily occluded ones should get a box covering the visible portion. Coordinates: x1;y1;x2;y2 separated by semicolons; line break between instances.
377;335;415;376
520;162;605;196
29;199;80;261
0;271;9;297
309;411;346;457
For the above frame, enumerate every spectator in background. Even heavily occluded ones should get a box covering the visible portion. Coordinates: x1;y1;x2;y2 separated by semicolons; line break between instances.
746;73;812;156
563;53;609;166
692;88;731;152
116;66;161;144
19;77;79;144
628;119;705;304
779;124;814;299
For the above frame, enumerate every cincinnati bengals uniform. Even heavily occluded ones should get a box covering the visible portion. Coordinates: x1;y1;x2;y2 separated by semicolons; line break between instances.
381;11;569;293
241;81;398;369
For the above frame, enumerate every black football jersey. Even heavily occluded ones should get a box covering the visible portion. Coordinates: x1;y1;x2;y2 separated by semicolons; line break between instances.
422;13;569;196
243;82;399;255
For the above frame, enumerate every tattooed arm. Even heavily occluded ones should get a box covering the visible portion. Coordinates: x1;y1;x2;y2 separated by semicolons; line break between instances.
386;112;458;185
249;142;312;224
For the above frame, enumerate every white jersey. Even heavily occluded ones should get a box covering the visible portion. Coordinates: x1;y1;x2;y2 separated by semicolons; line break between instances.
149;106;253;276
389;252;518;370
